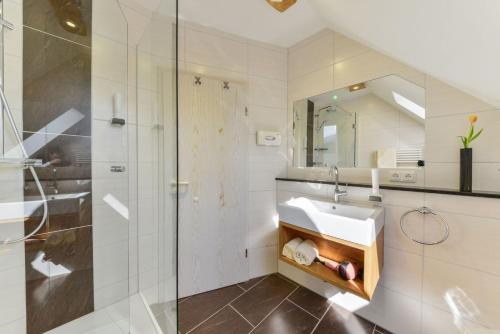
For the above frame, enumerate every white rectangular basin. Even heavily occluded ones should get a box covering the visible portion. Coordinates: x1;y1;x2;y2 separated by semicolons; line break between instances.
278;197;384;247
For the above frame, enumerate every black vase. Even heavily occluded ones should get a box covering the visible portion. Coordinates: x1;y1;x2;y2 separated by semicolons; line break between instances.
460;148;473;192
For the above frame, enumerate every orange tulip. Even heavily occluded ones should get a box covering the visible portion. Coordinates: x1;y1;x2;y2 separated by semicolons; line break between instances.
469;115;478;124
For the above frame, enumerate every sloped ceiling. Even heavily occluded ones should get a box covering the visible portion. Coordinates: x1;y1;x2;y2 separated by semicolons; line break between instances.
178;0;326;47
309;0;500;107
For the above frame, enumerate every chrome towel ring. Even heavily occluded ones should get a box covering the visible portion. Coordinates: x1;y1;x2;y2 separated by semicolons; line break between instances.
400;207;449;245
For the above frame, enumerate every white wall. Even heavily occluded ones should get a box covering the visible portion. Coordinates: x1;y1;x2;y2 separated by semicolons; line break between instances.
0;0;26;332
177;21;288;280
282;29;500;333
287;29;500;191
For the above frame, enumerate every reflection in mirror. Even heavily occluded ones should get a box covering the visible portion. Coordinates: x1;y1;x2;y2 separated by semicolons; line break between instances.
293;75;425;168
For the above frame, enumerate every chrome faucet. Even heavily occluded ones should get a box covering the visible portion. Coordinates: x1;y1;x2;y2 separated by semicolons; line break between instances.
329;166;348;203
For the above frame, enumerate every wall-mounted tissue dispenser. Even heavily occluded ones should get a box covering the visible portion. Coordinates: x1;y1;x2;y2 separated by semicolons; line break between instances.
257;131;281;146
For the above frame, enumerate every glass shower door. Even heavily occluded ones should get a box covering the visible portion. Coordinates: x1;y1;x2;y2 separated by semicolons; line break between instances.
135;0;178;333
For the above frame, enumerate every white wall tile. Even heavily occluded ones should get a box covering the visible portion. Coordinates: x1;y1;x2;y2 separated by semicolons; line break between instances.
424;212;500;276
248;134;288;163
248;44;286;81
288;66;334;102
248;190;278;248
249;161;286;191
422;304;490;334
379;247;423;300
92;120;129;162
249;75;286;109
3;0;22;58
92;34;128;84
185;27;247;73
426;77;495;118
93;0;128;44
249;245;277;279
333;32;369;64
94;240;130;290
288;31;334;80
423;258;500;328
247;105;287;135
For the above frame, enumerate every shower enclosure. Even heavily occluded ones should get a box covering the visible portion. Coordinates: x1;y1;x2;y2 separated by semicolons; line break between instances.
0;0;178;333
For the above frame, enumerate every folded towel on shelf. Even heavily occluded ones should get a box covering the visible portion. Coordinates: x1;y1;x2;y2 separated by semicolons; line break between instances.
293;240;319;266
282;237;303;260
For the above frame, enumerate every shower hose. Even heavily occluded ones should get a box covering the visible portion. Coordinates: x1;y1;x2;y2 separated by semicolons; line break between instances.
0;86;48;245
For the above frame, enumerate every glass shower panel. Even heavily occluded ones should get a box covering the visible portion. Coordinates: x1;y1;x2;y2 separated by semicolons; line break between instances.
0;0;130;332
136;0;178;333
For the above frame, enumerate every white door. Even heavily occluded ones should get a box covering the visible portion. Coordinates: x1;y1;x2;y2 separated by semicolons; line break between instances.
178;74;249;297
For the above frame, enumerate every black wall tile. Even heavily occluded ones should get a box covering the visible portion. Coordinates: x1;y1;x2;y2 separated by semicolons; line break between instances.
23;27;91;136
24;0;92;47
25;226;94;334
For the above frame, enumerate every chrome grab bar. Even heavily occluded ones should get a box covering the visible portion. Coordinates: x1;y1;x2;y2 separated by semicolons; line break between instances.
400;207;450;246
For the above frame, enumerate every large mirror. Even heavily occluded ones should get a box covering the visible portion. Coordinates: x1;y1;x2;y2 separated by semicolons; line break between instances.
293;75;425;168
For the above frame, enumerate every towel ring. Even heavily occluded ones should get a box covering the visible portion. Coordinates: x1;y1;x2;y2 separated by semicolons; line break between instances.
400;207;449;246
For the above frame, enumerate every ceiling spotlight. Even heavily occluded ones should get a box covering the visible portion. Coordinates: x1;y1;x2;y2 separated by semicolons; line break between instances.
64;19;77;29
348;82;366;92
266;0;297;12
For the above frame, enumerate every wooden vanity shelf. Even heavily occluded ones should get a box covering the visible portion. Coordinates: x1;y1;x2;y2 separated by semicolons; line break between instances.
278;221;384;300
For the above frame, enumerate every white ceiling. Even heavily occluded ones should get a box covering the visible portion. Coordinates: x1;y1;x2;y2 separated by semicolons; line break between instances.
309;0;500;107
178;0;326;47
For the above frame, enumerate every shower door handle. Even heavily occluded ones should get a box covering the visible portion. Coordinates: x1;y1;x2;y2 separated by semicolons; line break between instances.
170;180;189;193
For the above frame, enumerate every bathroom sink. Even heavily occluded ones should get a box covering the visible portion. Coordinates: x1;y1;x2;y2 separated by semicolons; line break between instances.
278;197;384;247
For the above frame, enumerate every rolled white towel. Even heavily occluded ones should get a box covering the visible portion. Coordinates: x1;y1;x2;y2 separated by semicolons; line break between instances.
282;237;303;260
293;240;319;266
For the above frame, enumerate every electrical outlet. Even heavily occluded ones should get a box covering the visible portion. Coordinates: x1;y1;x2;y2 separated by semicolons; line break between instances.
390;170;402;182
401;170;417;183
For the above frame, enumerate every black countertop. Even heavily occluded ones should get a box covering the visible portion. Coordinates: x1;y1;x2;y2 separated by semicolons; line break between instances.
276;177;500;199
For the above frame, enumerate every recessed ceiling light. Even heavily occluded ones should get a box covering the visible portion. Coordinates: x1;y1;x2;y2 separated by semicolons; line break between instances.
332;95;338;100
64;20;77;29
348;82;366;92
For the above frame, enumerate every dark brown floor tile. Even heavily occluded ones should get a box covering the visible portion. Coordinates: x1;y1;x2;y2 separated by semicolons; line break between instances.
231;274;297;326
238;275;267;291
375;325;394;334
313;305;375;334
288;287;330;318
179;285;244;333
191;306;253;334
253;300;318;334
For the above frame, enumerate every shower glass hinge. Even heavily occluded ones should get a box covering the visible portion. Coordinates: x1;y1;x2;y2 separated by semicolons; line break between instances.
245;107;248;117
245;249;248;258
